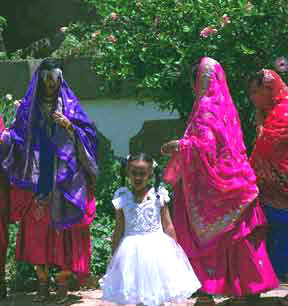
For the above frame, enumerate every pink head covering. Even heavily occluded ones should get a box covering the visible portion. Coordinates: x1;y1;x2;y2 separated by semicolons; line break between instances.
164;57;258;245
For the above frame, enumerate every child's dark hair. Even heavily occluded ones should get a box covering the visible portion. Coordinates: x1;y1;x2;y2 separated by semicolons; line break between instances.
120;153;161;197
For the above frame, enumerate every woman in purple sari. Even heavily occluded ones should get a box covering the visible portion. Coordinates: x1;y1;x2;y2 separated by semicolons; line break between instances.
161;57;278;305
0;58;98;302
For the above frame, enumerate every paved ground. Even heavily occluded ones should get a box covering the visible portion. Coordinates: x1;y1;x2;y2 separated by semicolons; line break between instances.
2;285;288;306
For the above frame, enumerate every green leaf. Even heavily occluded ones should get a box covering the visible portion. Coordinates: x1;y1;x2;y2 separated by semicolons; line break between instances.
182;25;190;33
240;44;256;55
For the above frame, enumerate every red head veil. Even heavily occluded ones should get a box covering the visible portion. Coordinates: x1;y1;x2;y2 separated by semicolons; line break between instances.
250;70;288;208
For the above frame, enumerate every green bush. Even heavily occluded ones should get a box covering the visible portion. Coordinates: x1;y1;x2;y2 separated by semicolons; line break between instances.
0;16;7;31
0;94;18;127
54;0;288;152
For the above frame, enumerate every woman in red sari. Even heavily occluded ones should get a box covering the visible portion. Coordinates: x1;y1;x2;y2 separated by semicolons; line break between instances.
161;57;278;305
250;69;288;305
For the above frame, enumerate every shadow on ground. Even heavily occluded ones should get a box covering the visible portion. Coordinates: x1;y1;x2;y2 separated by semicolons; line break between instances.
0;289;286;306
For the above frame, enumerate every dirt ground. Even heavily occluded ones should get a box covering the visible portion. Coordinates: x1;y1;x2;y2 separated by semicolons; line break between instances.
1;285;288;306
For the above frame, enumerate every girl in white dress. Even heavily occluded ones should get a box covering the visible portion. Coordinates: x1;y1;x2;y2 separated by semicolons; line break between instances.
100;153;201;306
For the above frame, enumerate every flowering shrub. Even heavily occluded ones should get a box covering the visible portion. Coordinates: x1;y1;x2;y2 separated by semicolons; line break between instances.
53;0;288;152
274;57;288;73
0;94;18;127
0;16;6;31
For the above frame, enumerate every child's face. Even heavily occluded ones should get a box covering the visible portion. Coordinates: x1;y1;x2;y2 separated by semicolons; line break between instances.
126;160;152;192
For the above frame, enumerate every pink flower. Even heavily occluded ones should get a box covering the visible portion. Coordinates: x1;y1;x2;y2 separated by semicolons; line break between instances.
110;12;118;20
245;1;254;11
91;31;101;39
107;34;117;43
154;16;160;28
5;94;13;101
200;26;218;38
136;0;142;7
60;26;68;33
13;100;21;108
274;56;288;73
263;69;275;85
221;14;231;27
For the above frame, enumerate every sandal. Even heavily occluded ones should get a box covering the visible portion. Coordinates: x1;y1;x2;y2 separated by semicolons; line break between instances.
226;297;248;305
0;281;7;300
280;295;288;305
194;295;216;306
55;282;70;304
33;281;50;303
246;294;261;303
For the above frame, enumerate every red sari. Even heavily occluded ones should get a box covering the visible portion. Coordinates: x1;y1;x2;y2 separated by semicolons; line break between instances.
11;188;96;280
250;70;288;209
250;70;288;279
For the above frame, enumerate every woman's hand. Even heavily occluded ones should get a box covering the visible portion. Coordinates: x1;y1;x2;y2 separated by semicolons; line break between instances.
0;129;9;144
256;125;263;138
52;111;72;130
33;204;47;221
160;205;177;241
161;140;179;156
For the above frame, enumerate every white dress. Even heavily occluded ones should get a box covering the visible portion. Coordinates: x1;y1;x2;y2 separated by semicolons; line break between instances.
100;186;201;306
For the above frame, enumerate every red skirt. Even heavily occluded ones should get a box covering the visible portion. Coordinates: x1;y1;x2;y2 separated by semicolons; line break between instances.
13;188;95;276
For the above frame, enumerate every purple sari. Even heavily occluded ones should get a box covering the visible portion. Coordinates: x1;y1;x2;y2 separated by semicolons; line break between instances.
0;65;99;228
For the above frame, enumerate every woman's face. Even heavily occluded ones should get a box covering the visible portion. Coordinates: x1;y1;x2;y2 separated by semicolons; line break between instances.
43;71;60;97
249;79;273;111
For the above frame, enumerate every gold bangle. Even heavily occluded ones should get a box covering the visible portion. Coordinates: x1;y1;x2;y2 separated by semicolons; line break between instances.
64;121;72;130
175;140;179;152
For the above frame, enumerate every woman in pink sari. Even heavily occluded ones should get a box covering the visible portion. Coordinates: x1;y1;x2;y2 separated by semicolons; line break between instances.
161;57;278;305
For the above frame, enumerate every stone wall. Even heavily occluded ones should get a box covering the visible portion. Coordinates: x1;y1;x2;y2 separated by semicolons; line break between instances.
0;60;31;98
0;59;185;158
0;58;103;99
130;119;186;160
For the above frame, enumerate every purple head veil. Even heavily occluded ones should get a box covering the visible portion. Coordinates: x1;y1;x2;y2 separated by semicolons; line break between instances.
1;59;99;228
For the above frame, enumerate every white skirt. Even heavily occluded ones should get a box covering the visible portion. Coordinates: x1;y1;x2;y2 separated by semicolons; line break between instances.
100;231;201;306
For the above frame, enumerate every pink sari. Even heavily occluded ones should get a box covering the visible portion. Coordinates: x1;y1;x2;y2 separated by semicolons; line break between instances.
164;57;278;295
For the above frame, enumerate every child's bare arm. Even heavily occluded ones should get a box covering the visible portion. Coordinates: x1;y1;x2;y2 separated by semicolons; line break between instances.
161;204;177;241
111;209;125;254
